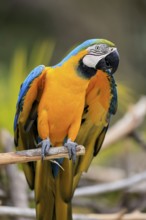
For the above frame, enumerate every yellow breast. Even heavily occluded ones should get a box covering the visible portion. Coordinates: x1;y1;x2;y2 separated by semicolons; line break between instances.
38;62;89;145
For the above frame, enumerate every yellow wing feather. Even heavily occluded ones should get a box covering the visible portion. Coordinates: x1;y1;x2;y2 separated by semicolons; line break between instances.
73;71;112;192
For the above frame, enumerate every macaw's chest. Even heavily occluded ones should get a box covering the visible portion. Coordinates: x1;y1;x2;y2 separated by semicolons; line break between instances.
39;80;85;113
37;76;87;143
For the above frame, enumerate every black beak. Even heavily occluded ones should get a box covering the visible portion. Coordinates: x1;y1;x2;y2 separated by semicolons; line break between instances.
96;49;119;74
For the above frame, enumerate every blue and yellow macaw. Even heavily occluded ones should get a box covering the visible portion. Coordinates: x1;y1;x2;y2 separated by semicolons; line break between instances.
14;39;119;220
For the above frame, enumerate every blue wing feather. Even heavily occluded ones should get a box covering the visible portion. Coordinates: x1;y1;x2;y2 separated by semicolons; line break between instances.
14;65;45;130
16;65;45;108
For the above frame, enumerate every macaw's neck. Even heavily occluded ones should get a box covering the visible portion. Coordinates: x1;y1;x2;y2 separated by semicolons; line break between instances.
77;59;97;79
54;49;96;79
66;50;97;79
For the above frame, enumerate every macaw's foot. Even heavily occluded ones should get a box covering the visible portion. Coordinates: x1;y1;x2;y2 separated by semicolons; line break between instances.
64;139;78;163
38;138;51;160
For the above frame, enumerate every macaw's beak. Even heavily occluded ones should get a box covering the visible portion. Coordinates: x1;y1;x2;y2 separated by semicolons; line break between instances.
96;49;119;74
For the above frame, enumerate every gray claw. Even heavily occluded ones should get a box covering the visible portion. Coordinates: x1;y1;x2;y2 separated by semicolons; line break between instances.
38;138;51;160
64;139;77;163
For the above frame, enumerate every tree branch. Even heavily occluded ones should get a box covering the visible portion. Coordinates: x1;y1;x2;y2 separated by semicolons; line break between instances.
73;211;146;220
129;131;146;150
0;206;145;220
0;145;85;165
102;96;146;149
74;171;146;197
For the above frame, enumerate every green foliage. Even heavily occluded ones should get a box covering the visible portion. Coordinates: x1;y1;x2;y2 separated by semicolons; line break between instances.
118;83;135;112
0;40;55;133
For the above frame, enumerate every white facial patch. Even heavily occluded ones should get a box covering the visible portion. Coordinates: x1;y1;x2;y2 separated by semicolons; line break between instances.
82;44;117;68
82;54;106;68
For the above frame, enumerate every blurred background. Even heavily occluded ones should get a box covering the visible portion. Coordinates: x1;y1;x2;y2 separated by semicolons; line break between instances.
0;0;146;219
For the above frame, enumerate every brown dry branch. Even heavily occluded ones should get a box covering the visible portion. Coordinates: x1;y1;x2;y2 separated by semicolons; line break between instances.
74;171;146;197
0;206;145;220
73;211;146;220
102;96;146;149
82;166;126;183
0;206;35;218
0;144;85;165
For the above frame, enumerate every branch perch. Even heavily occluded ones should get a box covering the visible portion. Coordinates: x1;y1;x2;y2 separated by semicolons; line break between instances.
0;206;146;220
0;145;85;165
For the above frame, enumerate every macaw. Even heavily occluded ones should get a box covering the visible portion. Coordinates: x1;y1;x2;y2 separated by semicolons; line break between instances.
14;39;119;220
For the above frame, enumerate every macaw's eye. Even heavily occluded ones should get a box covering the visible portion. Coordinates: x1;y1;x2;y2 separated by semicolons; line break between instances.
95;45;99;50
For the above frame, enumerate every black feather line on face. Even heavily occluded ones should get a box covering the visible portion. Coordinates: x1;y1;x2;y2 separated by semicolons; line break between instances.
77;59;97;79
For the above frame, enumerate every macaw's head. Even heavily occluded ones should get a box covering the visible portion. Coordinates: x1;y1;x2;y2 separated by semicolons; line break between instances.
81;39;119;76
57;39;119;79
77;39;119;79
